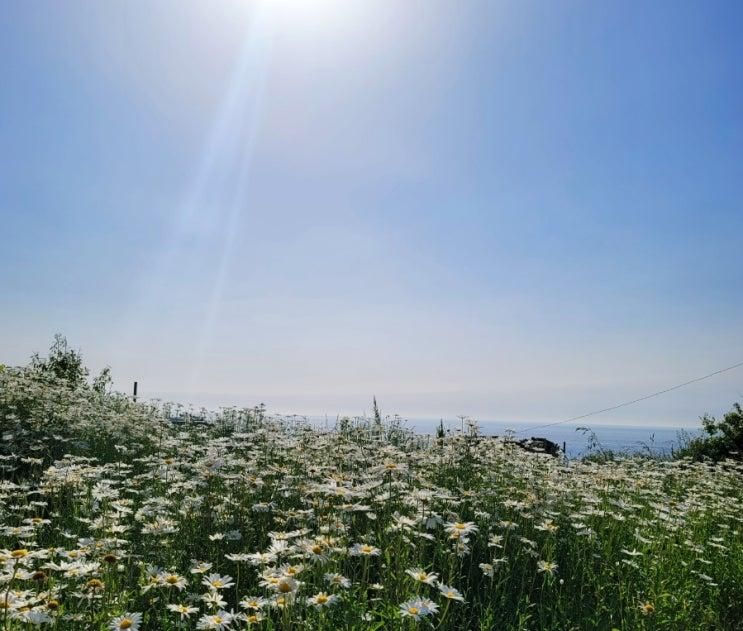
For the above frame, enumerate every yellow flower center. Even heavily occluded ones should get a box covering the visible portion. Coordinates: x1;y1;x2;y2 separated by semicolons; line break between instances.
119;620;133;629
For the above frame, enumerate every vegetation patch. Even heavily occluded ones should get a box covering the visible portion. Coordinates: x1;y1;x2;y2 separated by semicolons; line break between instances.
1;341;742;629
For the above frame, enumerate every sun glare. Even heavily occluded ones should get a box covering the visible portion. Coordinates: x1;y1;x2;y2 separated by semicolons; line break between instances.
263;0;368;35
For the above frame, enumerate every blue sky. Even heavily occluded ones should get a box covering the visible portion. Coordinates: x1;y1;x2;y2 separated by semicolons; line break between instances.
2;0;742;426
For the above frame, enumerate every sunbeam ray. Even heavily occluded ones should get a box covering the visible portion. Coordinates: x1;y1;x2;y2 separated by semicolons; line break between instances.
119;2;275;384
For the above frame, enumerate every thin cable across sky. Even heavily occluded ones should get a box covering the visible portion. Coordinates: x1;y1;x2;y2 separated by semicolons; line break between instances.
516;359;743;434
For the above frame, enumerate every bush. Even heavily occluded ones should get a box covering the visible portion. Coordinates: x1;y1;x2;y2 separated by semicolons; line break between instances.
28;333;89;387
0;335;166;471
676;402;743;461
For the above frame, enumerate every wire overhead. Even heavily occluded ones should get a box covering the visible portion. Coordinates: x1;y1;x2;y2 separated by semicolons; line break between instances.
516;359;743;435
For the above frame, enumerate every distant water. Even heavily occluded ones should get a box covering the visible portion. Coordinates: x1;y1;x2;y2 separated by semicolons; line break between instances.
284;416;701;458
402;419;699;458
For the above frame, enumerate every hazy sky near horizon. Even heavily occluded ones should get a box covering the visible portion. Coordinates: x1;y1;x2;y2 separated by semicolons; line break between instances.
2;1;743;427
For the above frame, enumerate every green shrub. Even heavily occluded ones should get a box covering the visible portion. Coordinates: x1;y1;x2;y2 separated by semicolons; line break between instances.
0;335;166;471
676;402;743;461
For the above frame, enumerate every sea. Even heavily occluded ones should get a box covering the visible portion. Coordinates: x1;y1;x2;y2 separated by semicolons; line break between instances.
402;419;699;458
294;415;700;458
169;402;701;458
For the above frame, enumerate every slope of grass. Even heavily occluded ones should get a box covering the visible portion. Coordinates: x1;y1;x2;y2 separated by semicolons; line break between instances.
1;370;743;629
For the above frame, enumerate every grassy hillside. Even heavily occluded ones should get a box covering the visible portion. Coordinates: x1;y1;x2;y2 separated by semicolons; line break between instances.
1;354;743;629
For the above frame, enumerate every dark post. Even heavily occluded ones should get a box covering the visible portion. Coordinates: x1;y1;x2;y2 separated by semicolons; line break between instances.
133;381;138;402
563;441;566;454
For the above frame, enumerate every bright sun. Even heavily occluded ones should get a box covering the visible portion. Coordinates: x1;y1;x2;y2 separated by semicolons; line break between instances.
259;0;367;35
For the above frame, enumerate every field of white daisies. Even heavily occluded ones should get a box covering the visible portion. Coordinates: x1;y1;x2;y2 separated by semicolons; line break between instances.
2;349;743;630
